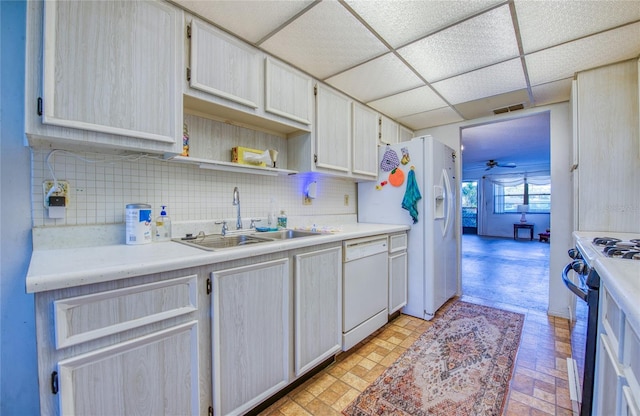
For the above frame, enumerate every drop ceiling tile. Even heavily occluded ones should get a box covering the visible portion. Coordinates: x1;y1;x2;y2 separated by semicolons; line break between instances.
531;78;572;107
398;5;519;82
176;0;314;43
515;0;640;54
345;0;503;48
454;89;531;120
432;59;527;105
325;53;423;103
526;22;640;86
260;1;389;80
397;107;464;131
367;86;447;118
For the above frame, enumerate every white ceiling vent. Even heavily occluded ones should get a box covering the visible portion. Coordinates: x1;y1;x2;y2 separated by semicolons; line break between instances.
493;103;525;115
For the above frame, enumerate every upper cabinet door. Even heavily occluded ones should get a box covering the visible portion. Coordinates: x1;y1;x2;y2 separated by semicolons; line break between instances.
265;58;312;125
379;115;399;145
315;84;351;173
352;102;378;178
189;19;260;109
399;125;414;142
42;0;181;145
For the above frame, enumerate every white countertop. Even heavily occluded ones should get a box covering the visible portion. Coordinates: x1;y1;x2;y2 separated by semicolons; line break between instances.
26;223;409;293
573;231;640;339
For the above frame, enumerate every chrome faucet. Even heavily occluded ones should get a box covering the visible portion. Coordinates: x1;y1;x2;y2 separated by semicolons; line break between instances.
232;187;242;229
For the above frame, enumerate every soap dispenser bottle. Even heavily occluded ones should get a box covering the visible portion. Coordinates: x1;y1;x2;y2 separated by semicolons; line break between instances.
155;205;172;242
277;210;287;229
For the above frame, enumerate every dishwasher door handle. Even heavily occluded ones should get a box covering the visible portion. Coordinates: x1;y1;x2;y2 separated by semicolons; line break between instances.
344;238;388;262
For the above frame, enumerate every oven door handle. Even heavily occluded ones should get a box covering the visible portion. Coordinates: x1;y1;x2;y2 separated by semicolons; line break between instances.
562;262;588;302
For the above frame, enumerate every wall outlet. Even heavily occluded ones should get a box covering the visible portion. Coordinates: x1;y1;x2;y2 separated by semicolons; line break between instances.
303;196;312;205
344;194;349;206
43;180;70;207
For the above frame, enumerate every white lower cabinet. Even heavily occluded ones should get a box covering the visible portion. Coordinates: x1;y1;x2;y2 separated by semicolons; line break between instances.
595;334;624;415
388;232;408;314
34;238;397;415
622;385;640;416
57;321;199;415
594;283;640;415
34;270;202;415
294;246;342;377
211;258;290;416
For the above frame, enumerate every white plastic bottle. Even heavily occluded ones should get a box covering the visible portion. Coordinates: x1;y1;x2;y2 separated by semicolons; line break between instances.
155;205;172;242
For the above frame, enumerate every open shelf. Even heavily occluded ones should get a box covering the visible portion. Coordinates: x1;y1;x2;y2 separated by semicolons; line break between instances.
169;155;298;177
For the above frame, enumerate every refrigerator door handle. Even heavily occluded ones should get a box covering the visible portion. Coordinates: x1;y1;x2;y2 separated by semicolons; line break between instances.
441;170;452;237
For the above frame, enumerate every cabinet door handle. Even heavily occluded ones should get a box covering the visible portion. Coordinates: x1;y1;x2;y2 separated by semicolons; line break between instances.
51;371;59;394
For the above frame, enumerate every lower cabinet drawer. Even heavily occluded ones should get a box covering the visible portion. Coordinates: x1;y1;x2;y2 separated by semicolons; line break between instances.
54;275;198;348
389;232;407;253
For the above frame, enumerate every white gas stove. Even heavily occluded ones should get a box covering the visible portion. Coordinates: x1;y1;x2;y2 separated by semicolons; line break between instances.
566;231;640;416
572;230;640;336
574;231;640;267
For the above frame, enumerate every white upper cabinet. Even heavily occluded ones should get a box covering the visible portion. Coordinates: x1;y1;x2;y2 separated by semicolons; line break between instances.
26;0;183;153
265;57;312;125
184;17;311;137
189;19;260;109
575;59;640;232
399;125;414;142
315;84;352;173
352;102;379;178
288;84;379;181
379;114;399;145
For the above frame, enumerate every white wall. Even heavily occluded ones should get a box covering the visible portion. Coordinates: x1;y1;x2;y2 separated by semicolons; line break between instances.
415;102;575;318
0;1;40;413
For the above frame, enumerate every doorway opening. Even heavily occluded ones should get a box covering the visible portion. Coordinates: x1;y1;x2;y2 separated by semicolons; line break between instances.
460;112;551;313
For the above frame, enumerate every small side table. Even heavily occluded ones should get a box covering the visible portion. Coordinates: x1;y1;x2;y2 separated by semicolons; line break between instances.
514;223;534;240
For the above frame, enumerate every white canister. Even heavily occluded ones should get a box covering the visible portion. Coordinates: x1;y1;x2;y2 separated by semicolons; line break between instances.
125;203;152;245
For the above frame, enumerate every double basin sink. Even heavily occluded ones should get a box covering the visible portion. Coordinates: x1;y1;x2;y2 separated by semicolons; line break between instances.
174;229;322;251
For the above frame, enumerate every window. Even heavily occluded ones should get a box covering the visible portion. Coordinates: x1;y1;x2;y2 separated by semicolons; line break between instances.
462;181;478;229
493;177;550;214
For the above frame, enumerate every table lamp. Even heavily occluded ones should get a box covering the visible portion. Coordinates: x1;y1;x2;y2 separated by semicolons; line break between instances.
517;204;529;223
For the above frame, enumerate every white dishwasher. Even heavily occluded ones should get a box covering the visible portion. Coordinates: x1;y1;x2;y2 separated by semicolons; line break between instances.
342;235;389;351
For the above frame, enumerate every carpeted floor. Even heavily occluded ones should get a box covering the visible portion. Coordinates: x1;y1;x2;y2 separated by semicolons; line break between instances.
343;301;524;416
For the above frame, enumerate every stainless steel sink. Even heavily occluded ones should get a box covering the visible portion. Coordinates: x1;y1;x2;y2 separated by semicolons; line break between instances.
253;230;322;239
174;229;323;251
174;234;273;251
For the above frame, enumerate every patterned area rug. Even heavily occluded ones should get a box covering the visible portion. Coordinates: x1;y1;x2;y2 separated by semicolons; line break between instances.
343;301;524;416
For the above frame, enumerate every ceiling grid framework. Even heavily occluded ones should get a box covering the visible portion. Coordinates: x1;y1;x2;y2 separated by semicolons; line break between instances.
173;0;640;130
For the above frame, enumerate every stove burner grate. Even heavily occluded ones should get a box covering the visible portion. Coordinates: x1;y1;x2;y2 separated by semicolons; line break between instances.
593;237;622;246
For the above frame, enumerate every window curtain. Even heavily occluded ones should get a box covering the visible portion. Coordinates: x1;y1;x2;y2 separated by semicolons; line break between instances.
483;171;550;187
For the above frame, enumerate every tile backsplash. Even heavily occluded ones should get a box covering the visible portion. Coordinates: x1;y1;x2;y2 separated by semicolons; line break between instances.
31;148;357;228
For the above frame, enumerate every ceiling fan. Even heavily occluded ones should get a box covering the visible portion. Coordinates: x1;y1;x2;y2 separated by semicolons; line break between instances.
486;159;517;170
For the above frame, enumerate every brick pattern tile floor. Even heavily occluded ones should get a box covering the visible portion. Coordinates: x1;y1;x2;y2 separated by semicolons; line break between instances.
260;295;583;416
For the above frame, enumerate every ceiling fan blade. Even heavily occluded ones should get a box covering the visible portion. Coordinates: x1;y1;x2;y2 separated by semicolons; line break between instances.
499;163;517;168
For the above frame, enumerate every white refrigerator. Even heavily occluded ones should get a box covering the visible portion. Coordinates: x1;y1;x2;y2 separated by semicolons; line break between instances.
358;135;458;320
